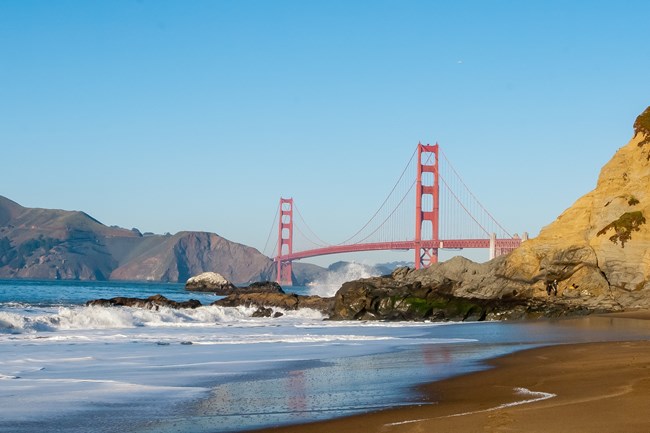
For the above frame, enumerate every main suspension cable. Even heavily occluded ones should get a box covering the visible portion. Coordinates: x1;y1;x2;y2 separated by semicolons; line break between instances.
440;150;512;237
262;203;280;256
337;146;418;245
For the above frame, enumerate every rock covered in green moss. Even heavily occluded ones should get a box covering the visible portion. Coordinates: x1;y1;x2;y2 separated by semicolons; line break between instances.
330;275;525;321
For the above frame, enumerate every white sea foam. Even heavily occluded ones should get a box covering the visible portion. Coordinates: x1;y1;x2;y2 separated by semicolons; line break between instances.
0;304;326;334
444;387;556;417
384;387;557;426
191;334;397;345
308;262;379;297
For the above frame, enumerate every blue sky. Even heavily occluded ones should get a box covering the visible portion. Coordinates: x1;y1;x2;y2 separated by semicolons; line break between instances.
1;1;649;266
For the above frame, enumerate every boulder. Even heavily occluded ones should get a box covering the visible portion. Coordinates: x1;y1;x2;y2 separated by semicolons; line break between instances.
240;281;285;294
215;281;285;296
185;273;286;296
185;272;237;293
252;306;274;318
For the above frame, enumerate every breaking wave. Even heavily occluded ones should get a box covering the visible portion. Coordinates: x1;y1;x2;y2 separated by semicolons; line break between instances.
0;305;325;334
308;262;380;297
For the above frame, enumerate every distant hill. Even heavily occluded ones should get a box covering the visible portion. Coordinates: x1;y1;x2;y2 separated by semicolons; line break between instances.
0;196;285;283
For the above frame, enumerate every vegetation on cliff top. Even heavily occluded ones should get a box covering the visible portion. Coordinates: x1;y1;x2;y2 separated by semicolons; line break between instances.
597;211;646;247
634;106;650;146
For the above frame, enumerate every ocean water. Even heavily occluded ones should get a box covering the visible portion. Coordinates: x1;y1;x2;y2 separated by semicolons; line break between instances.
1;279;649;433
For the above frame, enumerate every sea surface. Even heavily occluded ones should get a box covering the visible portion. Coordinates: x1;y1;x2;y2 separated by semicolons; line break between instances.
1;279;649;433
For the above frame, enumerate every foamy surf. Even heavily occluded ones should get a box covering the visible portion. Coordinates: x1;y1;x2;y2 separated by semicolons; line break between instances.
0;304;326;334
307;262;380;297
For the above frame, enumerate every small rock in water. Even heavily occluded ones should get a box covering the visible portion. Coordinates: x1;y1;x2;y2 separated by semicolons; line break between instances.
252;306;274;318
185;272;236;293
156;341;170;346
180;341;193;345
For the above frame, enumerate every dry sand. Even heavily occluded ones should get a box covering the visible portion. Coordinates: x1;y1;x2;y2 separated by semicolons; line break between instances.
247;313;650;433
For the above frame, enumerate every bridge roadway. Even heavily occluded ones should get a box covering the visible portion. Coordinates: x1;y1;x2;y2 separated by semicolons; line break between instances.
277;238;522;262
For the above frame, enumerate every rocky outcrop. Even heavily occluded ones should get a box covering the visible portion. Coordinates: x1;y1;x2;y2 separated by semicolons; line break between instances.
86;294;202;309
331;261;601;321
213;292;332;315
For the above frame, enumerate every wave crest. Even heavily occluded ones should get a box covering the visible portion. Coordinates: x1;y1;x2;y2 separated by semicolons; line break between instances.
308;262;379;297
0;305;324;334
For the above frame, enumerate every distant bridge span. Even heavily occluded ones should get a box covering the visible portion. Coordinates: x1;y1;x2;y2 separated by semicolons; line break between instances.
278;238;523;262
268;143;526;285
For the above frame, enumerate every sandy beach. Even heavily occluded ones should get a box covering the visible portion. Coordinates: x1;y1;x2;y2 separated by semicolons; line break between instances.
248;313;650;433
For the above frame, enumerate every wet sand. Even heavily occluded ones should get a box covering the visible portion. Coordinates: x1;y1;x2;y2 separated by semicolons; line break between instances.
247;313;650;433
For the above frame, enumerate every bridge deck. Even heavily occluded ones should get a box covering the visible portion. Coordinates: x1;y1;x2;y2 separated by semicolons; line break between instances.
277;238;522;261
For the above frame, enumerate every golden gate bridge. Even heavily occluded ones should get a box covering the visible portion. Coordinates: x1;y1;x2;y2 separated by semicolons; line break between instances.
264;143;526;285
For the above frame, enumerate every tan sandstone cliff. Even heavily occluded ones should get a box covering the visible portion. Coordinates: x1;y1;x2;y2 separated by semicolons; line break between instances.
497;106;650;306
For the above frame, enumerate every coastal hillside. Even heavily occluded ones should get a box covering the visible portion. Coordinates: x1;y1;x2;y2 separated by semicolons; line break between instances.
0;196;278;283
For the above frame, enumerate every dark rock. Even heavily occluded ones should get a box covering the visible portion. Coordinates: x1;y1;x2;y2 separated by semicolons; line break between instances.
252;307;274;318
218;281;285;295
185;274;285;296
86;294;202;310
213;292;332;315
330;277;492;321
245;281;285;293
327;270;604;321
391;266;411;279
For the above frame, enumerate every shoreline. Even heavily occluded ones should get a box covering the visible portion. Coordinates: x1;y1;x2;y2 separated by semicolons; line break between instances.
244;313;650;433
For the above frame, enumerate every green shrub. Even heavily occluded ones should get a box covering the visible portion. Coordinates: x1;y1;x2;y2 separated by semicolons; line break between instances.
597;211;646;247
634;106;650;147
0;236;16;266
17;235;62;257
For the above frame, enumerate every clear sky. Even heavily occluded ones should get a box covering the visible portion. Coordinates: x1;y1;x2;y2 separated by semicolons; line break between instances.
1;1;649;267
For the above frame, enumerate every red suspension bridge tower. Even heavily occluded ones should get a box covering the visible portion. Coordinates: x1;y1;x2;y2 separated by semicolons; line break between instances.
415;143;439;269
276;198;294;286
